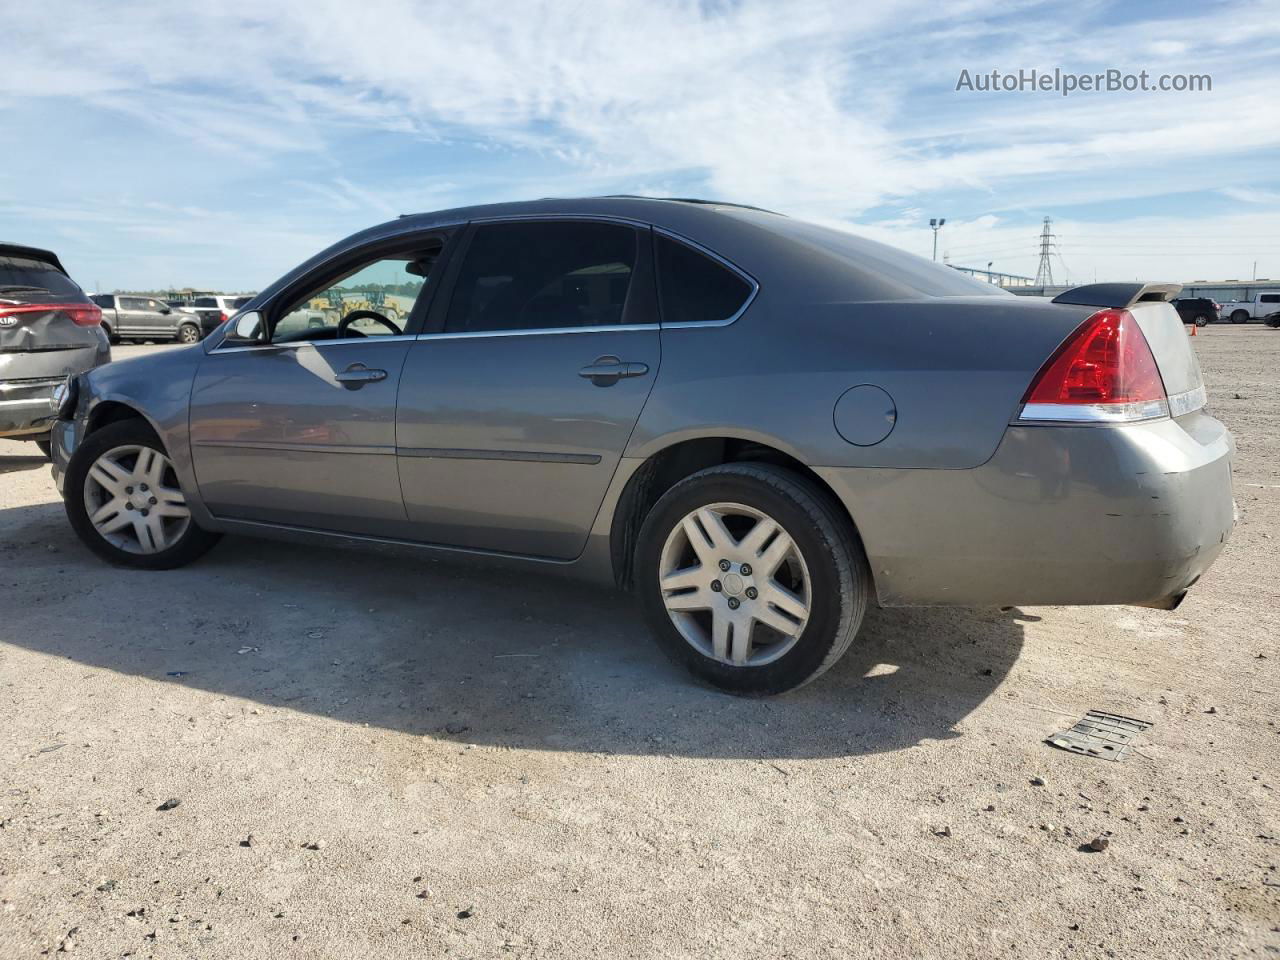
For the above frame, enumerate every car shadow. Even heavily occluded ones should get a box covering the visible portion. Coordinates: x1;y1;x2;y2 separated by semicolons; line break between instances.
0;499;1025;760
0;450;48;476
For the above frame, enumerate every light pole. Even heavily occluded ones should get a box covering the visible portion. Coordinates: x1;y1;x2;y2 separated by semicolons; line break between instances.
930;218;946;261
987;260;994;283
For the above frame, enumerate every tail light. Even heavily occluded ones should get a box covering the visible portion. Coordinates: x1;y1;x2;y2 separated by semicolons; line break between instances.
220;312;229;325
1019;307;1168;423
0;302;101;326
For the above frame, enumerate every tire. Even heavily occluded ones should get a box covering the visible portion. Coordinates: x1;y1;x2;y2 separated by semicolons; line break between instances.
35;438;52;459
635;462;870;695
64;419;220;569
176;323;201;344
1194;314;1210;327
1231;310;1249;324
102;323;119;345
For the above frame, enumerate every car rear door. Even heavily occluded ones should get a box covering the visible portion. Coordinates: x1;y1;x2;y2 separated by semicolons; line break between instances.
395;218;660;560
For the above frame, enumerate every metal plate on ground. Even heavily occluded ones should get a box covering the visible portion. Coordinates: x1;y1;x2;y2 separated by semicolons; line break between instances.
1046;710;1152;762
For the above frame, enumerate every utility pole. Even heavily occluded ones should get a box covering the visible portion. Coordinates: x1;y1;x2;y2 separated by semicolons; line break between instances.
930;218;946;261
1034;217;1056;287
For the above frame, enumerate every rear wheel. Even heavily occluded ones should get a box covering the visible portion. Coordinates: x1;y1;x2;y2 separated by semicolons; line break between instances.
1231;310;1249;324
64;420;220;569
35;438;52;459
176;323;201;344
102;323;119;345
636;463;870;695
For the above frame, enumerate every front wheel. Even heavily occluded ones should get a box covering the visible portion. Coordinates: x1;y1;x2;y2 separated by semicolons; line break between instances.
64;420;221;569
636;463;870;695
1195;313;1210;327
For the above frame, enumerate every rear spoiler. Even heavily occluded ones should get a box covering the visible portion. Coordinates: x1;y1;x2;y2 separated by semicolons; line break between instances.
1052;282;1181;309
0;241;67;275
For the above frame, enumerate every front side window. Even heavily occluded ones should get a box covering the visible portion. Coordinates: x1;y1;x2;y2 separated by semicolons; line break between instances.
654;234;753;326
120;296;147;311
272;249;436;343
445;221;638;333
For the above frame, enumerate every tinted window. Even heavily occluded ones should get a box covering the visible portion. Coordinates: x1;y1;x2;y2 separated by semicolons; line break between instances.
192;297;218;307
1261;294;1280;303
0;256;81;298
446;221;637;333
90;294;114;308
230;296;253;309
654;234;753;326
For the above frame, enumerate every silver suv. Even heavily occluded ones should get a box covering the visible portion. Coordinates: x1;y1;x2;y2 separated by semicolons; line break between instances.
0;242;110;454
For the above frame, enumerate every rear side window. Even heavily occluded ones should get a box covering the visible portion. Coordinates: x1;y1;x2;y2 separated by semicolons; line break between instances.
0;256;82;298
1262;294;1280;304
90;294;114;308
654;234;753;326
445;221;638;333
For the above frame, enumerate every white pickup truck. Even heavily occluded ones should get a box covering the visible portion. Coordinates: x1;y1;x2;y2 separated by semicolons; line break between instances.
1218;291;1280;324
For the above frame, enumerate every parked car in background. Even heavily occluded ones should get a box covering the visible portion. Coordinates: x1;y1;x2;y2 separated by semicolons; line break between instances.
48;198;1235;694
1217;291;1280;324
165;299;224;337
1263;309;1280;328
90;294;206;343
0;242;109;456
206;295;254;322
1172;297;1220;326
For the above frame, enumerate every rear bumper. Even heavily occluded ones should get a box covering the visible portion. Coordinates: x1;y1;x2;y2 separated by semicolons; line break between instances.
0;377;64;437
817;410;1235;607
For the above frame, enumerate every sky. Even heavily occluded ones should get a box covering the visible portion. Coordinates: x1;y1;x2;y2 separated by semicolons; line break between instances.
3;0;1279;292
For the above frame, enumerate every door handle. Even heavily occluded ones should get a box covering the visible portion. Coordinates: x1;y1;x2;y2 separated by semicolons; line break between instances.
578;356;649;386
335;364;388;389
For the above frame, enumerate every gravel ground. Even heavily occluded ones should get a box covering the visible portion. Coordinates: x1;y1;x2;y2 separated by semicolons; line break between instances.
1;330;1277;959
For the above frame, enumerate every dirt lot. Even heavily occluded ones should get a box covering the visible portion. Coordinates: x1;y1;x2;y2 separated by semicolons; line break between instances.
1;330;1277;959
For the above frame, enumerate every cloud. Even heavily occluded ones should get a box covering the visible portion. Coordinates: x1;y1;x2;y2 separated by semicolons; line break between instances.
2;0;1278;288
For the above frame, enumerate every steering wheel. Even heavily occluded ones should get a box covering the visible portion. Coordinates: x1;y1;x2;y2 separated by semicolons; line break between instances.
337;309;402;337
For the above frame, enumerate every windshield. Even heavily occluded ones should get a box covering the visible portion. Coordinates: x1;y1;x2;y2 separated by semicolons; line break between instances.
0;256;82;299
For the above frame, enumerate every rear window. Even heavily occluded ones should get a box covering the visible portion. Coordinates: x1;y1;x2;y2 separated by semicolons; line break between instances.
192;297;218;307
654;234;753;326
0;255;82;299
91;294;114;308
229;296;253;309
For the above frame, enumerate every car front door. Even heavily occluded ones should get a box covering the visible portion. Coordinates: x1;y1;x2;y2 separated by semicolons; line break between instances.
142;298;175;338
396;218;660;560
188;240;442;537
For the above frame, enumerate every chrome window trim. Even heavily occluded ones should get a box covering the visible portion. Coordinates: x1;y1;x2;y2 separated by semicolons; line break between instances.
210;334;419;355
416;324;655;342
652;226;760;329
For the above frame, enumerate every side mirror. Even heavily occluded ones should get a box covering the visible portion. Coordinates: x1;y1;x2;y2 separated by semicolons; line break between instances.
159;305;171;314
226;310;266;344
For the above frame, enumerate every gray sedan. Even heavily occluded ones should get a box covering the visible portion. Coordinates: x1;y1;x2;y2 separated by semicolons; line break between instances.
49;197;1235;694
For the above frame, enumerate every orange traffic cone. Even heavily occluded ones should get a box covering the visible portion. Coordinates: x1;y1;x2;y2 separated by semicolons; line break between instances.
1187;324;1197;336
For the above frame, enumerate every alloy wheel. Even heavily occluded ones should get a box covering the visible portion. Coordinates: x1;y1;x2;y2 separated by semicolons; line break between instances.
82;444;191;554
658;502;811;666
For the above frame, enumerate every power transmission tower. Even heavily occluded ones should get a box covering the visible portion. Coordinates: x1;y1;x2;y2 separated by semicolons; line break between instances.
1034;217;1056;287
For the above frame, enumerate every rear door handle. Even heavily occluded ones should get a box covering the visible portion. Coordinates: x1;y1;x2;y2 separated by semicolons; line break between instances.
335;363;388;389
578;356;650;386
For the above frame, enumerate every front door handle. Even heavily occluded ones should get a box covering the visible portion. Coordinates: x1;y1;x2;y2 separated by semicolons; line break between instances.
578;356;650;387
335;363;388;389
